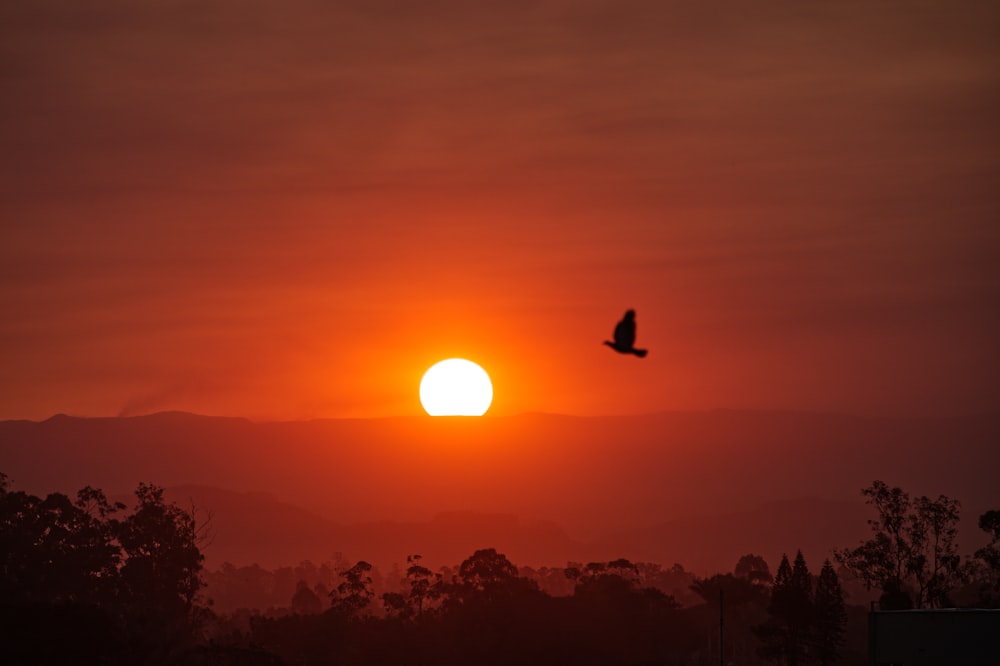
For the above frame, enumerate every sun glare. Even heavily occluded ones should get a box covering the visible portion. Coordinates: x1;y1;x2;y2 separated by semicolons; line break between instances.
419;358;493;416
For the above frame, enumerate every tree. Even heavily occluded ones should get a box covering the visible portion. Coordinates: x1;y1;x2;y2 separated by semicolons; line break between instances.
690;573;767;608
788;551;815;663
117;483;205;614
0;476;207;664
911;494;962;607
291;580;323;615
813;560;847;666
381;554;443;620
0;481;123;606
755;551;813;666
835;480;963;608
455;548;526;601
606;557;640;583
567;559;641;591
330;560;374;616
735;553;773;585
403;554;441;617
973;510;1000;606
691;572;768;664
115;483;207;662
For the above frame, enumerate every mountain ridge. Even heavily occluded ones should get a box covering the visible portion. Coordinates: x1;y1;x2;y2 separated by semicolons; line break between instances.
152;484;870;576
2;409;996;574
13;407;1000;426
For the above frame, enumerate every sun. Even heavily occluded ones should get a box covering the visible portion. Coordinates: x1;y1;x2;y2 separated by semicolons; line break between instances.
419;358;493;416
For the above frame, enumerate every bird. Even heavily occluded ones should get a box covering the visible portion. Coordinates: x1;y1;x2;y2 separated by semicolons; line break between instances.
604;309;648;358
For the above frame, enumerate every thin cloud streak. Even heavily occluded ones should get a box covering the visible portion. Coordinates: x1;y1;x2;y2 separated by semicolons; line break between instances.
1;0;997;419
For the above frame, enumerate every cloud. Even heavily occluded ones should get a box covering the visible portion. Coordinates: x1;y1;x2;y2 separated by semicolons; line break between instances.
1;0;998;418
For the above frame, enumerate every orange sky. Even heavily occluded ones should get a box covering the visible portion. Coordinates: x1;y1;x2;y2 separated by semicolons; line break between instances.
1;1;998;421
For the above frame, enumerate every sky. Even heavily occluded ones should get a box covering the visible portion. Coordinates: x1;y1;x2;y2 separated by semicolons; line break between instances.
1;0;998;421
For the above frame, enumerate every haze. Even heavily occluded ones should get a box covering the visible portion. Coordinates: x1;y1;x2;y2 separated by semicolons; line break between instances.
2;0;998;421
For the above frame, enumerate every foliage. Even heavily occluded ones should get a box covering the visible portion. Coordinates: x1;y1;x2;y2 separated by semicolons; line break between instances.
446;547;539;607
813;560;847;666
691;573;768;608
752;551;850;666
691;572;769;664
118;483;204;612
331;560;375;616
755;552;814;665
735;553;774;584
457;547;519;591
204;546;870;666
0;481;124;607
835;480;963;608
381;554;442;619
26;469;989;665
291;580;324;614
0;474;206;664
973;509;1000;606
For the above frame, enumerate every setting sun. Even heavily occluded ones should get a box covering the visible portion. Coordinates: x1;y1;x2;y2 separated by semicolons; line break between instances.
419;359;493;416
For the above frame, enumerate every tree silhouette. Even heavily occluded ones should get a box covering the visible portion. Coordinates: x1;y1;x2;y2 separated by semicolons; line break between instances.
691;573;767;608
448;547;540;608
755;552;813;666
291;580;323;615
974;509;1000;606
812;560;847;666
911;493;962;607
0;475;207;664
835;480;962;608
690;573;767;664
404;554;441;617
331;561;374;616
118;483;204;613
566;558;641;591
381;554;443;620
114;482;207;662
735;553;773;585
458;548;518;588
0;480;123;606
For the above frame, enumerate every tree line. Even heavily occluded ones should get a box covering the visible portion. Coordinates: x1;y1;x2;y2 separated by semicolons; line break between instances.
203;556;701;616
0;472;206;664
2;472;998;665
834;479;1000;609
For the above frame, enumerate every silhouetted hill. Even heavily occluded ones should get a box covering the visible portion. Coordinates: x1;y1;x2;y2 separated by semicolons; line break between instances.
163;485;872;574
154;485;588;570
600;497;873;575
2;410;997;572
156;485;344;569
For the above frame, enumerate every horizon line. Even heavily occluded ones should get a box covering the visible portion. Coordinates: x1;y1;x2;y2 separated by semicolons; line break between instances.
5;407;998;425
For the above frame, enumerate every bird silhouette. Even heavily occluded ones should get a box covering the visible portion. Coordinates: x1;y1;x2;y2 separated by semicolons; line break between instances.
604;309;648;358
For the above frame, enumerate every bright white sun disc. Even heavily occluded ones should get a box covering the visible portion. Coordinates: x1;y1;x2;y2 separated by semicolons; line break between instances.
419;358;493;416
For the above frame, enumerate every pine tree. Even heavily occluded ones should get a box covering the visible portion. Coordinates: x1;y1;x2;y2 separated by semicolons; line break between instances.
787;550;814;666
813;560;847;666
755;554;791;663
754;551;814;666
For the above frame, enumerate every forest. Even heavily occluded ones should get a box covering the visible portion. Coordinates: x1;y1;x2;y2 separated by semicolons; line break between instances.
2;471;998;666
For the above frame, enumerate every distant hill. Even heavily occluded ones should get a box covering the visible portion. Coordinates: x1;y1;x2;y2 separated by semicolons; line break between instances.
155;485;871;575
2;410;997;573
153;485;589;571
600;497;873;575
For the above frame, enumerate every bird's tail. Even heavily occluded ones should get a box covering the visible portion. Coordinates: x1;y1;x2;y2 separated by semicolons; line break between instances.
633;349;648;358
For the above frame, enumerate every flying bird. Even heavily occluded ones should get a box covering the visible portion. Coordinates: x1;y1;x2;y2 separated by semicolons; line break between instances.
604;309;648;358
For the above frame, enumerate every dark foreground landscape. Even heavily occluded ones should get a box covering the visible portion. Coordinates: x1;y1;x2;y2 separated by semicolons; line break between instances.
2;411;999;664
